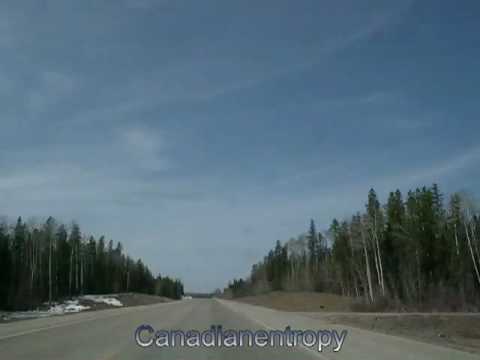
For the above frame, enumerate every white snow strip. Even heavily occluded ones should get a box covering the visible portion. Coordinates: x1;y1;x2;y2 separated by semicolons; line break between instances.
80;295;123;307
2;296;123;322
48;300;91;314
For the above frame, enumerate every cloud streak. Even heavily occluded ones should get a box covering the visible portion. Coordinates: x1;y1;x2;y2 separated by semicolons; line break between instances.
26;71;75;115
120;127;170;172
44;1;410;128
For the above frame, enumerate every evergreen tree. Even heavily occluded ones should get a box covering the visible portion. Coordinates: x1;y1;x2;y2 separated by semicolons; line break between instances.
226;184;480;310
0;217;183;310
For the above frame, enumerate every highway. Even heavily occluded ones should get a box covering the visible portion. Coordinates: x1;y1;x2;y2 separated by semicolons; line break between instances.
0;299;477;359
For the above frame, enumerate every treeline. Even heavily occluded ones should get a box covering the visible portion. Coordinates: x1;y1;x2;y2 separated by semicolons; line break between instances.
154;276;184;301
0;216;184;310
227;184;480;311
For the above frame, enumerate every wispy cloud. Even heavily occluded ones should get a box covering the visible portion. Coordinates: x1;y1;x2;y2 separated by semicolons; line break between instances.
275;145;480;198
60;3;411;124
123;0;179;10
313;91;402;108
338;145;480;202
387;146;480;186
0;160;193;217
120;127;170;172
0;15;14;47
26;71;75;115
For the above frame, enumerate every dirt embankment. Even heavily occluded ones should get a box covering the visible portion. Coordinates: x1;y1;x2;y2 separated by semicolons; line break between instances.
233;291;480;354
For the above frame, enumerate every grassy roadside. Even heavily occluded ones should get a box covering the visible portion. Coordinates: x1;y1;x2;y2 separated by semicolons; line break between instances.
232;291;480;354
230;291;353;312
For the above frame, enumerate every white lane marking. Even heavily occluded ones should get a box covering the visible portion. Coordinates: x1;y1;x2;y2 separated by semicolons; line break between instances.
214;299;331;360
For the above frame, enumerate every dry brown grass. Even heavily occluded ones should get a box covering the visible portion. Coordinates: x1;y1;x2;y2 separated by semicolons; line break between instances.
235;291;353;312
234;291;480;353
318;313;480;353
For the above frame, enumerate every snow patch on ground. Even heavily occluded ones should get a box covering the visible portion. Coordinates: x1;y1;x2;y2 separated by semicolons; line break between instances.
1;295;125;322
1;300;91;321
48;300;91;314
81;295;123;307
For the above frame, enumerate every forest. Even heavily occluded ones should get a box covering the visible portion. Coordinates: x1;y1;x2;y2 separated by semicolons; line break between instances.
0;217;184;310
226;184;480;311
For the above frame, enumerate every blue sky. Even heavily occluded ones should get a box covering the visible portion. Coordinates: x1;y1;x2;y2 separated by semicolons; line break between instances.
0;0;479;292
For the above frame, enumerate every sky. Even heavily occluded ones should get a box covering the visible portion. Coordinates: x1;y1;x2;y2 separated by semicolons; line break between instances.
0;0;479;292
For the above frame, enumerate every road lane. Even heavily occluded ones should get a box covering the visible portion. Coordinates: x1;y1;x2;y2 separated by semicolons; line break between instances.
0;299;477;359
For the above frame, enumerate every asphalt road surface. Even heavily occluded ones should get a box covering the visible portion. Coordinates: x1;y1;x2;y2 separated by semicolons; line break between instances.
0;299;477;360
